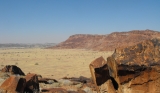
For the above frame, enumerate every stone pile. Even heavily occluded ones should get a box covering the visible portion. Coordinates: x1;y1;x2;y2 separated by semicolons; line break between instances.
0;65;96;93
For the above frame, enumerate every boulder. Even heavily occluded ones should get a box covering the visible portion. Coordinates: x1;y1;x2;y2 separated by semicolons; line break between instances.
107;38;160;93
89;56;116;93
90;38;160;93
0;75;26;93
24;73;39;93
1;65;25;76
89;56;109;85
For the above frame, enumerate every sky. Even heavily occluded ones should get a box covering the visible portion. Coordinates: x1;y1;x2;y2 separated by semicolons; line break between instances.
0;0;160;43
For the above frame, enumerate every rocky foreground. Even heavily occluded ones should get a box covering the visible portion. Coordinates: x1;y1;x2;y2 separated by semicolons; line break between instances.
90;38;160;93
0;65;97;93
0;38;160;93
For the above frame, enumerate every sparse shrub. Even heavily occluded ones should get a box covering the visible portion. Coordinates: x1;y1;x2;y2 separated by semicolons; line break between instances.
15;62;18;65
35;63;39;65
1;64;4;67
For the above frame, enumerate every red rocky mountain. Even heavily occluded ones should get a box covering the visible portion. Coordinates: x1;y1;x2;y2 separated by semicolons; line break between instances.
50;30;160;51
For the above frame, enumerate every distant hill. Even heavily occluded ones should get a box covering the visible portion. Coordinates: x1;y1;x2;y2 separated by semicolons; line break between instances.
49;30;160;51
0;43;57;49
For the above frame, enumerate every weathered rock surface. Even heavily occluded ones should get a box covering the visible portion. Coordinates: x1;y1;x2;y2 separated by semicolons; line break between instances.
50;30;160;51
0;72;10;80
89;56;116;93
0;75;26;93
1;65;25;76
24;73;39;93
90;38;160;93
89;56;110;85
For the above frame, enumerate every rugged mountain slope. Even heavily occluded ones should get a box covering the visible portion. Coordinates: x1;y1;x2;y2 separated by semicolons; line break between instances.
51;30;160;51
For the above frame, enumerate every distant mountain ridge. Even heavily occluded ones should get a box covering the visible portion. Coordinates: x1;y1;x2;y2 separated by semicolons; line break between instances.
49;30;160;51
0;43;57;49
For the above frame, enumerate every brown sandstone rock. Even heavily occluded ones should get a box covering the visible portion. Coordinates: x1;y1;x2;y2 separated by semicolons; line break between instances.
108;38;160;93
24;73;39;93
1;65;25;76
89;56;116;93
90;38;160;93
0;75;26;93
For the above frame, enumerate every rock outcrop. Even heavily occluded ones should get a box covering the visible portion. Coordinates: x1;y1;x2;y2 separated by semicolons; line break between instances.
89;56;116;93
0;76;26;93
1;65;25;76
50;30;160;51
24;73;39;93
90;38;160;93
0;73;40;93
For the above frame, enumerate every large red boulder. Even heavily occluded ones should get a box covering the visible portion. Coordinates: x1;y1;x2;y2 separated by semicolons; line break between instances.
89;56;116;93
90;38;160;93
24;73;39;93
107;38;160;93
0;75;26;93
1;65;25;76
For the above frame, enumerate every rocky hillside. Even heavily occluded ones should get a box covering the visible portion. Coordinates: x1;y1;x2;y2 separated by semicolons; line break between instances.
50;30;160;51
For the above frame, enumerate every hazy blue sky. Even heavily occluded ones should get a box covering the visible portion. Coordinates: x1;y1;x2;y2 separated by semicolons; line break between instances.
0;0;160;43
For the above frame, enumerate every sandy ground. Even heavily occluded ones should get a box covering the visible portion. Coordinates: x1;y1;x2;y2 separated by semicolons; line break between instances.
0;48;113;79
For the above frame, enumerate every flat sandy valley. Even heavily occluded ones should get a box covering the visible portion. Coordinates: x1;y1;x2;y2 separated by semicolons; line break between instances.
0;48;113;79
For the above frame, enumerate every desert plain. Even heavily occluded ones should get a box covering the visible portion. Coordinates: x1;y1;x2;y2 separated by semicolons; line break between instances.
0;48;113;79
